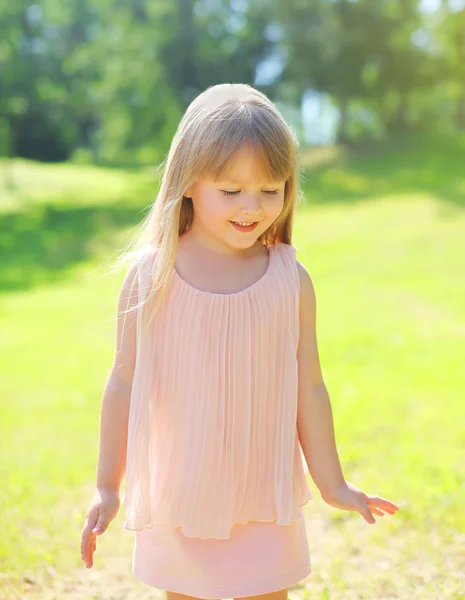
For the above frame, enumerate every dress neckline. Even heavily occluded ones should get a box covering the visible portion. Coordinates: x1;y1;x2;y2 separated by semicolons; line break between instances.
172;243;276;298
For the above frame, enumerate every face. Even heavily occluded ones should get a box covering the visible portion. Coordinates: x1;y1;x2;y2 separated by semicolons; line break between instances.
184;146;286;251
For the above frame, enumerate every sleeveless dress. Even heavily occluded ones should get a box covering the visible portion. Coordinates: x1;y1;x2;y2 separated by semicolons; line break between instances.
124;242;314;598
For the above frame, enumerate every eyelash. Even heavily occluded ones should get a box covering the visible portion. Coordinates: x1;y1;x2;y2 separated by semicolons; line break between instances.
220;190;279;197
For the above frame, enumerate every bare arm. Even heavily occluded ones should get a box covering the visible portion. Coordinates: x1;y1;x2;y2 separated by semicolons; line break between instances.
80;262;140;568
295;261;401;523
296;261;345;496
95;261;139;495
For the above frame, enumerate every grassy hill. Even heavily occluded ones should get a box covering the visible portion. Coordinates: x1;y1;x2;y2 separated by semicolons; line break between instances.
1;132;464;599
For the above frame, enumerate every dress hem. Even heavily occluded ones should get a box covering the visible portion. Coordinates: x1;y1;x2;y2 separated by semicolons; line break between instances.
132;561;311;599
124;496;314;539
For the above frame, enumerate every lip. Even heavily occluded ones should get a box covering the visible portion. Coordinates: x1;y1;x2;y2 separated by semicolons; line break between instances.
229;220;259;232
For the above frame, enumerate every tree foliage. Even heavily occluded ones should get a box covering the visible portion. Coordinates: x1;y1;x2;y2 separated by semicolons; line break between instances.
0;0;463;162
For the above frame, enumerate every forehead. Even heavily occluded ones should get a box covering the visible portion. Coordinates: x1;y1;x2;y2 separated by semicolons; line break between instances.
210;146;284;185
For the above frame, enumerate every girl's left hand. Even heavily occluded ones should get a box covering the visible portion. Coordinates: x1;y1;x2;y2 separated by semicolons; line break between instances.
320;480;400;524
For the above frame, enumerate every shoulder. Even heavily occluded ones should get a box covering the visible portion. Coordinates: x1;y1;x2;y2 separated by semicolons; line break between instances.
135;245;158;267
272;244;315;303
296;260;313;289
119;246;157;301
273;242;298;269
118;260;140;311
129;246;158;279
296;259;316;311
274;242;296;257
275;244;315;295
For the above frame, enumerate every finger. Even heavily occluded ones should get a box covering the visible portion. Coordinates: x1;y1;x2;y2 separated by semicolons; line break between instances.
359;499;376;524
366;494;398;508
84;541;95;569
81;525;95;559
81;514;97;561
81;530;92;562
367;496;401;514
82;536;94;564
92;515;108;535
88;542;96;567
371;507;386;516
87;540;96;566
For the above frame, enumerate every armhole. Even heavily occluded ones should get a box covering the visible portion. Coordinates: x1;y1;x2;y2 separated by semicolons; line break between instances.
134;247;159;341
282;244;301;347
135;247;157;304
280;243;300;289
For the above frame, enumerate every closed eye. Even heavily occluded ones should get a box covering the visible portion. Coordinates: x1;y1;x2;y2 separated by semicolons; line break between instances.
221;189;279;196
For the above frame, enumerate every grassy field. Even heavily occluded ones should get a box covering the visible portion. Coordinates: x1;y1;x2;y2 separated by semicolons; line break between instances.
0;132;464;599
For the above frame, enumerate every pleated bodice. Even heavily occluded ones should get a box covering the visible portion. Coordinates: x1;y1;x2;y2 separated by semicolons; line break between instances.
122;242;313;539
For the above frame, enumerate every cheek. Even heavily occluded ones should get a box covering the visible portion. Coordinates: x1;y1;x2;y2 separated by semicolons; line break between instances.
193;194;231;225
267;197;285;220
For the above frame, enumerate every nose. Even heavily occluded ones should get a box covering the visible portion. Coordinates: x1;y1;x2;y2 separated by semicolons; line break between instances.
240;192;264;215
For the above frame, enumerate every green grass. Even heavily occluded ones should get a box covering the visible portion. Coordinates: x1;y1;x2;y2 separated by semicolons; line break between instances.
0;132;464;598
0;158;156;292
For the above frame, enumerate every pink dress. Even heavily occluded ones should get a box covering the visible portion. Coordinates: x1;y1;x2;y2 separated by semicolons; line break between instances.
123;242;314;598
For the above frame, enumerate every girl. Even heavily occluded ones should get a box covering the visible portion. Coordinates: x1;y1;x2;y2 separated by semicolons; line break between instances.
80;83;400;600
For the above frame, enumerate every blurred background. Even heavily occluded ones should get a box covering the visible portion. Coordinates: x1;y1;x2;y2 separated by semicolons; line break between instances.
1;1;464;599
3;0;465;165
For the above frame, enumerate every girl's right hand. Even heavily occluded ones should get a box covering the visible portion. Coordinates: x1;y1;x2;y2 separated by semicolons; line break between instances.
80;487;121;569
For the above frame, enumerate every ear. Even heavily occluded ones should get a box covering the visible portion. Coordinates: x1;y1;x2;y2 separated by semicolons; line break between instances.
184;185;193;199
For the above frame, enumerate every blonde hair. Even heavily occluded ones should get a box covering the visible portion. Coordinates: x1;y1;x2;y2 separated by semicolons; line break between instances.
111;83;304;331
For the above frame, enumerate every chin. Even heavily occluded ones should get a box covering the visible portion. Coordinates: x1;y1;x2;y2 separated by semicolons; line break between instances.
225;236;259;249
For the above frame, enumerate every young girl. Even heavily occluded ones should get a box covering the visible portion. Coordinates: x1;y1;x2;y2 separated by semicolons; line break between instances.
80;83;400;600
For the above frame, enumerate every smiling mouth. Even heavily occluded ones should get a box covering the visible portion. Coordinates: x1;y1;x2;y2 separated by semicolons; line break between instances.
229;220;260;231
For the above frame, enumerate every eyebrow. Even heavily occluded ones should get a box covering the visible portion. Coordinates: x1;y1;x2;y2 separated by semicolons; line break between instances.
218;177;279;185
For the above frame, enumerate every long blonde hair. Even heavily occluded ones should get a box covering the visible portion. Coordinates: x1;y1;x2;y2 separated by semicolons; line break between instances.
112;83;304;330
